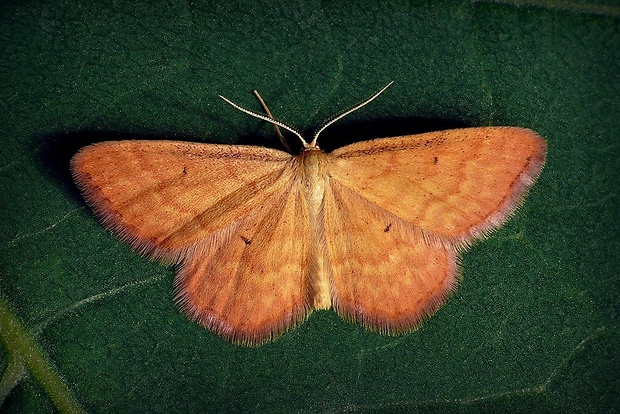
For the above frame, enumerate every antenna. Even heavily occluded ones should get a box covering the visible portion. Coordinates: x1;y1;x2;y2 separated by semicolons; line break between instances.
219;95;309;148
310;81;393;147
253;90;291;153
220;81;394;150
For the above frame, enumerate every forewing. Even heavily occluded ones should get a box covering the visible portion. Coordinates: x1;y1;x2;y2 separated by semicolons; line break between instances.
71;140;293;262
174;177;313;345
322;179;458;332
328;127;546;244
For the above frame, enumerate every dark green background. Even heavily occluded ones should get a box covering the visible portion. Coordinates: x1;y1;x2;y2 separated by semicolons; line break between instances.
1;1;618;412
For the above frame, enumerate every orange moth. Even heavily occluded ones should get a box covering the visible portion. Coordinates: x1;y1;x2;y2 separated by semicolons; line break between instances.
71;83;546;345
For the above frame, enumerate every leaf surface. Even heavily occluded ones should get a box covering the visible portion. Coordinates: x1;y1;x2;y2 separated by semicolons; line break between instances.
1;1;618;412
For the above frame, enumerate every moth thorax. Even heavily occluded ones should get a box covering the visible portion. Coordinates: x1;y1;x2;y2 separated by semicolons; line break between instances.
300;148;327;208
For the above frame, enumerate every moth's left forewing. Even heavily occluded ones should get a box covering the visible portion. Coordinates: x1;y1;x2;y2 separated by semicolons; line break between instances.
71;141;294;261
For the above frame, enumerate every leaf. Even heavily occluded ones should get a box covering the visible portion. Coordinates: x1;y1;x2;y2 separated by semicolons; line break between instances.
1;1;618;412
0;296;85;413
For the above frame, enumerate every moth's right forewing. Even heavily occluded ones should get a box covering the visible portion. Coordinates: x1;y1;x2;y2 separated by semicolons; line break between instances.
327;128;546;245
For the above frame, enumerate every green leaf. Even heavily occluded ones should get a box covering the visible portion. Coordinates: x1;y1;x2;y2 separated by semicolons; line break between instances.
1;1;618;412
0;296;85;413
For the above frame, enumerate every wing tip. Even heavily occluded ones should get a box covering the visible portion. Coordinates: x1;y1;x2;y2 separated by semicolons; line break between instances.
71;148;188;264
452;128;548;249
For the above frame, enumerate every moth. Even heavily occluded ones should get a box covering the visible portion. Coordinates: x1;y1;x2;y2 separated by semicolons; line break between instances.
71;83;547;345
